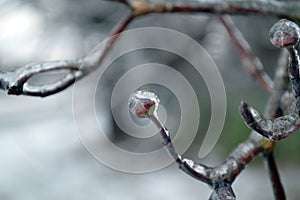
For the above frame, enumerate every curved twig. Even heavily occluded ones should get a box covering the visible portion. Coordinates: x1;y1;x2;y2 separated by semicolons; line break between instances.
1;60;82;96
0;14;135;97
240;19;300;141
1;1;300;97
240;101;300;141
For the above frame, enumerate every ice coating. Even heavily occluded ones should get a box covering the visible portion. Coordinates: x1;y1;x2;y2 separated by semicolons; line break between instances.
128;90;160;118
269;19;300;48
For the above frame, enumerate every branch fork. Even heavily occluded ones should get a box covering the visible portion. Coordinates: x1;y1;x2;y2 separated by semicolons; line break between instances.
1;1;300;199
129;90;262;200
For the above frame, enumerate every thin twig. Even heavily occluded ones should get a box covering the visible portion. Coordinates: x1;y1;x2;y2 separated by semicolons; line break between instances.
79;14;135;75
240;101;300;141
264;153;286;200
219;15;273;92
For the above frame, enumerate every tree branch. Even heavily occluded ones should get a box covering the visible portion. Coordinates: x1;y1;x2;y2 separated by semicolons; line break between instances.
240;19;300;141
219;15;273;92
240;38;291;200
0;1;297;199
240;101;300;141
1;1;300;97
128;19;295;199
129;90;263;200
128;0;300;20
263;152;285;200
0;14;135;97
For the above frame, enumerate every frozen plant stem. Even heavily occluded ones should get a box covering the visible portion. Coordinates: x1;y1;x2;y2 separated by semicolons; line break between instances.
263;153;285;200
219;15;273;92
1;1;300;97
239;27;292;200
0;0;299;199
287;47;300;113
125;0;300;20
240;19;300;141
270;19;300;113
129;90;264;200
0;14;134;97
254;50;290;200
128;20;294;197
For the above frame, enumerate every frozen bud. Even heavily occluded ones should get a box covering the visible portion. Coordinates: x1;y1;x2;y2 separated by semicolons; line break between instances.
269;19;300;48
128;90;160;118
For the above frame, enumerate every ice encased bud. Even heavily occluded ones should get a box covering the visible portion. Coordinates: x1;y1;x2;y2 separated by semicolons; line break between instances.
128;90;160;118
269;19;300;48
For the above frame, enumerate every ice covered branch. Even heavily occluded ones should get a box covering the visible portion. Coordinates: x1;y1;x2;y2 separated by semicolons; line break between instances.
126;0;300;20
240;19;300;142
0;14;134;97
240;101;300;141
128;90;263;200
1;0;300;97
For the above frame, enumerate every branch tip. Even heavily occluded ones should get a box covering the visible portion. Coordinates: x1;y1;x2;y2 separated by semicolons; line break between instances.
269;19;300;48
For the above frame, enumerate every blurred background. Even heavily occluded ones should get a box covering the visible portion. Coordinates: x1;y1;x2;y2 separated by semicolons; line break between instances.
1;0;300;199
